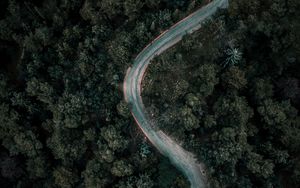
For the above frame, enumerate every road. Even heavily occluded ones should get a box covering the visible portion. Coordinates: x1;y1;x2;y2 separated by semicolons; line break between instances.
123;0;229;187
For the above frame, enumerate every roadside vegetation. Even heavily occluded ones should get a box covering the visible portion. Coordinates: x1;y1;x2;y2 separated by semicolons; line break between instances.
143;0;300;187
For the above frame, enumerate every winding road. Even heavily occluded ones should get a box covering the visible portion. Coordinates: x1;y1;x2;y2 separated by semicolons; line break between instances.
123;0;228;187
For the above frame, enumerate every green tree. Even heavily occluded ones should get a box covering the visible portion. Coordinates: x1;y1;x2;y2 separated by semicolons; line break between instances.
193;63;219;97
251;78;273;103
96;142;115;163
111;160;133;177
136;173;155;188
213;96;253;127
53;92;89;129
181;105;200;131
257;99;297;127
245;152;275;179
47;128;87;162
117;100;131;118
13;131;43;157
26;155;49;179
124;0;144;20
100;126;129;151
203;115;217;129
26;77;55;105
221;66;247;91
99;0;123;19
82;159;110;188
106;32;133;65
53;166;79;188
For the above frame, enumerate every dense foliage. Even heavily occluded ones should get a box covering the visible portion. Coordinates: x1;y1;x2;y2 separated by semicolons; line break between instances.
0;0;212;187
143;0;300;187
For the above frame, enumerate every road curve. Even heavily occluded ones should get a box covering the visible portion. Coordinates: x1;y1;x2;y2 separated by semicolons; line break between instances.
123;1;228;187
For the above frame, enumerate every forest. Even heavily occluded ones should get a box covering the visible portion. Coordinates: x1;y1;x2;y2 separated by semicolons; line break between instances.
142;0;300;187
0;0;299;188
0;0;209;187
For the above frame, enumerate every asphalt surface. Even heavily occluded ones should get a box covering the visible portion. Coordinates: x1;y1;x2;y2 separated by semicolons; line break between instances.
123;1;229;187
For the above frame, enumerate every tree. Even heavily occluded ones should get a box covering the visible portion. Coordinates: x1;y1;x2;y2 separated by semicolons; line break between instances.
96;142;115;163
236;177;253;188
213;96;253;127
257;99;297;128
82;159;110;188
145;0;161;9
124;0;144;20
100;126;129;151
203;115;217;129
280;116;300;153
117;100;131;118
99;0;123;19
53;92;89;129
251;78;273;103
223;47;243;67
111;160;133;177
106;32;132;65
185;93;201;108
26;77;55;105
26;155;49;179
221;66;247;91
156;10;172;28
13;131;43;157
0;103;19;143
136;173;155;188
277;77;300;103
53;166;79;188
245;152;275;179
181;105;200;131
47;128;87;162
193;63;219;98
157;77;189;103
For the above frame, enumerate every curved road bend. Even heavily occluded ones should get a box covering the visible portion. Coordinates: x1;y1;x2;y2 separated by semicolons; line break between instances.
123;0;228;187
